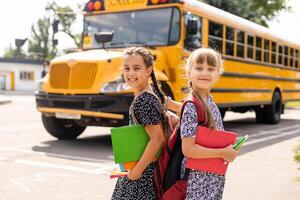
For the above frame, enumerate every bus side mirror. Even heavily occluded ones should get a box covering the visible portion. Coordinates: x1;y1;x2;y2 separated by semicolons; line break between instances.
186;18;198;35
94;31;114;48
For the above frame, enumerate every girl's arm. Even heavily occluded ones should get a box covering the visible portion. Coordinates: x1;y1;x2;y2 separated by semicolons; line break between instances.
165;96;182;113
127;124;164;180
182;137;237;162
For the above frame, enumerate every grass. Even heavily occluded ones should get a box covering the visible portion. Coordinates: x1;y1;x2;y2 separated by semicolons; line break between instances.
294;142;300;163
295;142;300;182
286;101;300;108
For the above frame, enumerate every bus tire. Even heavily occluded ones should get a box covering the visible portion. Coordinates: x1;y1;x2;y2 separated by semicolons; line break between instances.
263;91;282;124
41;114;86;140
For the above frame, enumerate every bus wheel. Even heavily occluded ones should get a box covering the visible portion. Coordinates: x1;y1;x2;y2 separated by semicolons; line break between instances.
263;91;282;124
41;115;86;139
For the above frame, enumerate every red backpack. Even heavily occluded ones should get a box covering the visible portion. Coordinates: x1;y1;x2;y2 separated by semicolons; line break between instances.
154;94;206;200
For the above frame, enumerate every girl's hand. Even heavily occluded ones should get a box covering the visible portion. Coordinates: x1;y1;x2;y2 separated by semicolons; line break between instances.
127;167;142;180
222;144;238;162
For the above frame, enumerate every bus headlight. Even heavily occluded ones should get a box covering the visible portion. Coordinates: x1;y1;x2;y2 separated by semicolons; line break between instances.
36;81;45;92
100;82;130;93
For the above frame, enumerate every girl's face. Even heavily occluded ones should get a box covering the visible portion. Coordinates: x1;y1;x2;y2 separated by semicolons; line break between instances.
189;60;220;92
122;54;152;91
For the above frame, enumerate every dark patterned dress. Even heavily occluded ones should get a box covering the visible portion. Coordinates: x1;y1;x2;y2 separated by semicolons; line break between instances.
111;91;164;200
180;95;226;200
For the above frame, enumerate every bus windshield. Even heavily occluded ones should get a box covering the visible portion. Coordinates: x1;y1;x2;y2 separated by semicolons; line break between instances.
83;7;180;49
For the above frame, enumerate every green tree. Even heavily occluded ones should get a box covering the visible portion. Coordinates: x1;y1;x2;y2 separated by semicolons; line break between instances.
3;44;26;59
201;0;291;27
27;1;81;60
28;17;53;60
45;2;81;47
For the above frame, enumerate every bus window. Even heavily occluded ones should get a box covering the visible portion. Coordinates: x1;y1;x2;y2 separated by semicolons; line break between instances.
256;37;262;61
278;45;283;65
169;9;181;44
184;13;202;50
225;26;234;56
284;46;289;66
290;48;294;67
209;21;223;53
295;49;299;68
247;34;254;59
271;42;276;64
264;39;270;63
237;30;245;58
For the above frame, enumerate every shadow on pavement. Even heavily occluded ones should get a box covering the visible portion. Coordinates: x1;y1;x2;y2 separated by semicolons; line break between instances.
31;118;300;161
32;134;113;162
224;118;300;155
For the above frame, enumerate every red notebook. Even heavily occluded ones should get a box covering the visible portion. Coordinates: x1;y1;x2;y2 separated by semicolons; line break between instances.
186;126;237;175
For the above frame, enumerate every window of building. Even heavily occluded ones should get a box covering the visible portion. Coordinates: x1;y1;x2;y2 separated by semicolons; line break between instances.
278;45;283;65
225;26;234;56
209;21;223;53
295;49;299;68
284;46;289;66
271;42;276;64
256;36;262;61
19;71;34;81
247;34;254;59
290;48;294;67
264;39;270;63
237;30;245;58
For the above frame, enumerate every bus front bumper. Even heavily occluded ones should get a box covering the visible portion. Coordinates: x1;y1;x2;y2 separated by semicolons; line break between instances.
35;92;134;126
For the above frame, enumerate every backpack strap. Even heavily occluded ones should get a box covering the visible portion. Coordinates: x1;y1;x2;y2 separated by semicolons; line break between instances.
180;94;207;126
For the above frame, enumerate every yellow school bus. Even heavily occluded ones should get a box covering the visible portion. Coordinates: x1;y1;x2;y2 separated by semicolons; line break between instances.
36;0;300;139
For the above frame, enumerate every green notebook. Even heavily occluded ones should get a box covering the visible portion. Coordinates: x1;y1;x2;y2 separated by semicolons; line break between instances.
111;124;149;163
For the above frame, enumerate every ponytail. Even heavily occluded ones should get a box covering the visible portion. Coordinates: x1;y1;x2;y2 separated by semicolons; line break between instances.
150;71;165;105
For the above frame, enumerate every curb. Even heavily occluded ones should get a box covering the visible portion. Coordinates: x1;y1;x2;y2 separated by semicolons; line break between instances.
0;97;12;105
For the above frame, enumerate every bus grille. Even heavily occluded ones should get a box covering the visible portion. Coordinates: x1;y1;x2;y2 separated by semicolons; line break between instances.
50;63;98;89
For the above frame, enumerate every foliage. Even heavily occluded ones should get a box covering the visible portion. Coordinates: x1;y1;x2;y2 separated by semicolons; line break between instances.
295;142;300;163
201;0;291;27
3;44;26;59
27;1;81;60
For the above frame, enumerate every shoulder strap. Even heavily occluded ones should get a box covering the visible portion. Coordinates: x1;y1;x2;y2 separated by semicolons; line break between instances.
130;88;163;125
180;94;206;125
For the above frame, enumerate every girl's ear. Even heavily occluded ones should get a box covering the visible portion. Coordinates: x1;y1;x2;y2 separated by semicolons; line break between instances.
147;66;153;77
187;70;191;79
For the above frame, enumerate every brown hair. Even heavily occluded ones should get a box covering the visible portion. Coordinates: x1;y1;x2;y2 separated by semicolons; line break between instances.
186;48;223;129
123;47;165;104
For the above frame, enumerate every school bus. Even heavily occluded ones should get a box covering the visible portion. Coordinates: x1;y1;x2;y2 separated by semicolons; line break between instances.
35;0;300;139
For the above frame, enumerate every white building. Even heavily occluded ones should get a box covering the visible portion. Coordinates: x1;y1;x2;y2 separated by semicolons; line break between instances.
0;58;45;92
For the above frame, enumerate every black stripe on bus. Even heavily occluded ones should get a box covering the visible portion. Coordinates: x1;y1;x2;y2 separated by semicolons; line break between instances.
211;88;272;93
282;89;300;93
224;56;300;72
222;72;300;83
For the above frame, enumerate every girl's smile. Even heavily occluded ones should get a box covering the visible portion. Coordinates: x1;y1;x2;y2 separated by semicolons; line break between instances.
189;61;220;93
122;54;152;95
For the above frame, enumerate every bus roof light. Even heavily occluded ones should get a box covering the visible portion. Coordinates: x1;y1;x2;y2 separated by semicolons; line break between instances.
159;0;169;3
150;0;160;4
94;1;102;11
87;1;94;11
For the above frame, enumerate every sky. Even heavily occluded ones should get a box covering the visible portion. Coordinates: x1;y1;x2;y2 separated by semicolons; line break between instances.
0;0;299;57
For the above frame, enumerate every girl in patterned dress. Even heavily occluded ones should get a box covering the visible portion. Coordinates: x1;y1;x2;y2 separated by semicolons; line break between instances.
111;47;166;200
166;48;238;200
